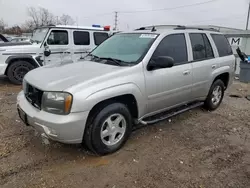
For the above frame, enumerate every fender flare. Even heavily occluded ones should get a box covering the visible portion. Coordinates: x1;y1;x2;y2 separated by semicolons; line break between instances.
4;55;42;75
72;83;146;117
5;55;42;66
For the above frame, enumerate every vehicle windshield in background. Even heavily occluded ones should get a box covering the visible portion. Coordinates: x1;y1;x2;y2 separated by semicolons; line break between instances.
31;28;49;43
90;33;158;64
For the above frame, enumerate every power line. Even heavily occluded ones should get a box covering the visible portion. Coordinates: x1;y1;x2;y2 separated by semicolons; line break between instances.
81;12;113;20
119;0;219;14
193;14;245;24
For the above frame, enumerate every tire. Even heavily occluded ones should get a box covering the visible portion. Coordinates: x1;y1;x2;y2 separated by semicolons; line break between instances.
7;61;35;85
204;79;225;111
84;103;132;155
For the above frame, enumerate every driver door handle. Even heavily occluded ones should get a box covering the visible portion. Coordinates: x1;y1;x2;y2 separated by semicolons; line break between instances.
183;70;191;75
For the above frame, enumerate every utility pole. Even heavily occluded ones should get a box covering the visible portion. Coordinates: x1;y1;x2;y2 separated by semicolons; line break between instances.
246;2;250;30
114;11;118;31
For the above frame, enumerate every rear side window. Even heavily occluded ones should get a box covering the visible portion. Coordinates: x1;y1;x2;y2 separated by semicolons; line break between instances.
153;34;187;65
94;32;109;45
189;33;214;61
73;31;90;45
211;34;233;57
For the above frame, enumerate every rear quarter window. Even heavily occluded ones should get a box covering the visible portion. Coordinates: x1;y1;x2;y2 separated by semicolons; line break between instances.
94;32;109;45
211;34;233;57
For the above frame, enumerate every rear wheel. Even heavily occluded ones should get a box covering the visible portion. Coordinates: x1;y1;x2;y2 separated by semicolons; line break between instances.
84;103;132;155
7;61;35;85
204;79;225;111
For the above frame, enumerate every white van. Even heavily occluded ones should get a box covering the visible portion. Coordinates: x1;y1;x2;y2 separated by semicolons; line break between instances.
0;25;111;84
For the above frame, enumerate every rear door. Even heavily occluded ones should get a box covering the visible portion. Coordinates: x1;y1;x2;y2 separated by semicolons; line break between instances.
189;33;217;99
144;33;193;114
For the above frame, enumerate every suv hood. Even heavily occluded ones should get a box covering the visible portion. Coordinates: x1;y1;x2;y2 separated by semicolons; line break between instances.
0;43;40;53
25;60;125;91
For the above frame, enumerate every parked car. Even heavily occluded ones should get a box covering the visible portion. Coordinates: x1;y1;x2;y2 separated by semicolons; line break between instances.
0;25;111;84
17;25;235;155
0;34;9;43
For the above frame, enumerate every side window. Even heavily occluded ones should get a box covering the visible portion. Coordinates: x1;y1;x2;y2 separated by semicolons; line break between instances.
153;34;188;65
211;34;233;57
47;30;68;45
94;32;109;45
73;31;90;45
203;34;214;58
190;33;214;61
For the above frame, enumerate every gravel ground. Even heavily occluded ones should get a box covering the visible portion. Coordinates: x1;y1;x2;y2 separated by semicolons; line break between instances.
0;76;250;188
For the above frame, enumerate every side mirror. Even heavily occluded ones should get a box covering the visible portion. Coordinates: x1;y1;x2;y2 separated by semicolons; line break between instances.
43;42;51;57
44;48;51;57
147;56;174;71
193;44;205;52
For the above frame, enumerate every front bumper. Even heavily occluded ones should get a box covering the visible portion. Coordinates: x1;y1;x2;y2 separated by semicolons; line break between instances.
17;91;90;144
0;63;7;75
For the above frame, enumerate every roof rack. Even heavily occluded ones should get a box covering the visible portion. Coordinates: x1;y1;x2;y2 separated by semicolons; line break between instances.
135;26;157;32
174;25;219;32
135;25;220;32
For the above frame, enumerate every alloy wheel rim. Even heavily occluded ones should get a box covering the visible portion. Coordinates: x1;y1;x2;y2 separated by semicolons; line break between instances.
211;85;222;105
100;114;126;146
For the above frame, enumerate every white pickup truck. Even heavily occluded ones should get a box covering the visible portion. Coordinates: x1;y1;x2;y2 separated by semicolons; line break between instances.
0;25;110;84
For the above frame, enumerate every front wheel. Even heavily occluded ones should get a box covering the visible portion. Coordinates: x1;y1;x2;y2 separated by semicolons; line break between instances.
84;103;132;155
7;61;35;85
204;79;225;111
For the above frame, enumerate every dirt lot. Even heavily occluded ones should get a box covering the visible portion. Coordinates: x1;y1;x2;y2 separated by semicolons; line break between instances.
0;76;250;188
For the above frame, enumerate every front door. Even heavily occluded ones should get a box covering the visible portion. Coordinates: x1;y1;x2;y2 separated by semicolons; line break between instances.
44;29;72;65
144;33;193;114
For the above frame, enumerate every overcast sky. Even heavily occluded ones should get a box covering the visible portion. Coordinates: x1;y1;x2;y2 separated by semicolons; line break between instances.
0;0;249;30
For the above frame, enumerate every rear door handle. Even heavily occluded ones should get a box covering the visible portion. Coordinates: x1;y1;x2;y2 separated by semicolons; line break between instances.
212;65;216;69
183;70;191;75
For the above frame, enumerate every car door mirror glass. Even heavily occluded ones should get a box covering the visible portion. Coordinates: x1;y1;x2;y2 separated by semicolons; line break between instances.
148;56;174;71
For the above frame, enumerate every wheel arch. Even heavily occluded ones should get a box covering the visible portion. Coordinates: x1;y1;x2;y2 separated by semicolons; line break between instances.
212;72;230;89
4;55;41;75
86;94;139;126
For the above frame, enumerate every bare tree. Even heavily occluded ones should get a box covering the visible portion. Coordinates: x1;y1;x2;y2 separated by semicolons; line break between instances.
21;20;35;32
59;14;75;25
27;7;56;29
0;18;7;32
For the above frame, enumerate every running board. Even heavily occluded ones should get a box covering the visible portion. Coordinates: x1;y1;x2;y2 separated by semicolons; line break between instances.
136;102;204;127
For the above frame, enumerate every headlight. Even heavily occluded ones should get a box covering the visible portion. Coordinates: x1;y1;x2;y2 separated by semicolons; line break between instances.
42;92;73;115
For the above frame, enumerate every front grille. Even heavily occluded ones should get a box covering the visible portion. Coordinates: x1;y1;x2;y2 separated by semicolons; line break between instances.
24;82;43;109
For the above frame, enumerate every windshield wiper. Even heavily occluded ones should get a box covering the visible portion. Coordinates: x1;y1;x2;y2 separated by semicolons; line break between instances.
99;57;125;66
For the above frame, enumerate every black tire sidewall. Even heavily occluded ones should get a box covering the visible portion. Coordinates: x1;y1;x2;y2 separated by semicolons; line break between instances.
205;80;225;111
89;103;132;155
7;61;35;85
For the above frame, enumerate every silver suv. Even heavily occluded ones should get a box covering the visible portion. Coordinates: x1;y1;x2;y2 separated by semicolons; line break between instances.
17;25;235;155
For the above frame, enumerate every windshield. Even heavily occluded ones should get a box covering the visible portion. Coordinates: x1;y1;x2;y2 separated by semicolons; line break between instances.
90;33;158;64
31;28;49;43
